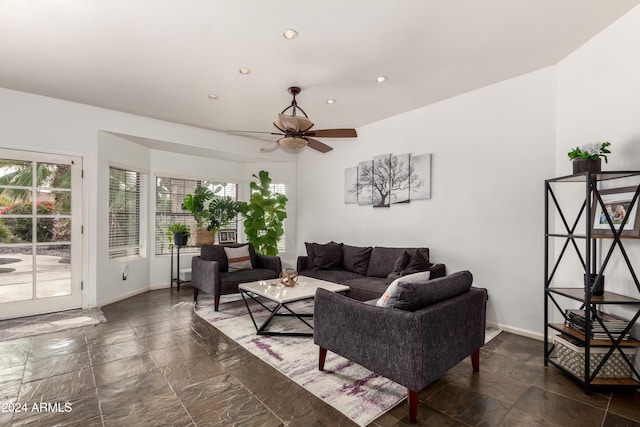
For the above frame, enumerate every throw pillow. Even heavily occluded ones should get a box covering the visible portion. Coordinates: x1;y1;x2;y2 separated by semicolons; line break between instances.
385;251;411;284
224;245;253;272
342;245;373;276
393;270;473;312
401;249;430;276
376;277;403;307
304;242;316;270
312;242;344;270
377;271;431;308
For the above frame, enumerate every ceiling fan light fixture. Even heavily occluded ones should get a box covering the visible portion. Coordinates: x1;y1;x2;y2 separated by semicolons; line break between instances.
376;76;387;83
239;67;251;75
278;136;307;150
208;94;218;100
326;99;336;104
283;29;298;39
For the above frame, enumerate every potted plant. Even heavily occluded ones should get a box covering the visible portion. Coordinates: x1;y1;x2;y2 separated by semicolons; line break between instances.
207;197;242;238
239;170;287;256
182;186;215;245
167;222;190;248
568;141;611;174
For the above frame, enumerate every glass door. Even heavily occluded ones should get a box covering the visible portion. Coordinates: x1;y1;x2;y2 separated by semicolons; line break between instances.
0;149;82;320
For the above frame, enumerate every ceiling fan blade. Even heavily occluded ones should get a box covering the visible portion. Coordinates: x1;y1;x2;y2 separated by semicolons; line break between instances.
306;138;333;153
226;130;283;136
260;142;280;152
305;128;357;138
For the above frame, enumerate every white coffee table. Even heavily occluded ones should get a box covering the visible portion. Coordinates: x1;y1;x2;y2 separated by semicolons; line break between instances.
238;275;349;336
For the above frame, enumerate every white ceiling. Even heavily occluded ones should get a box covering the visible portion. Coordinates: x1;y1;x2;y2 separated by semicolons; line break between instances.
1;0;639;147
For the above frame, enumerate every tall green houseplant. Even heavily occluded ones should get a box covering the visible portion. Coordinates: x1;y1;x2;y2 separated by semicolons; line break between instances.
240;171;287;256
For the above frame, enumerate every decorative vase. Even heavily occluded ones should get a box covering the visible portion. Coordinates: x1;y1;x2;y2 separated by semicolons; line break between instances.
572;158;601;174
194;227;215;246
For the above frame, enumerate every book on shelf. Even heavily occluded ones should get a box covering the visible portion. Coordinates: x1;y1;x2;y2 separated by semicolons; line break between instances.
564;309;630;340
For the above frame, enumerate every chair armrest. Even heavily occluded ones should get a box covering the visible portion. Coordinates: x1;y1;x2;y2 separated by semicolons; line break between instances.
256;253;282;274
297;256;310;271
314;287;487;391
191;256;220;295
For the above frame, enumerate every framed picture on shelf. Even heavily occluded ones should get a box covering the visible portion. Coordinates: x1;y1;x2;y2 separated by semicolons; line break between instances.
219;229;237;243
591;186;640;237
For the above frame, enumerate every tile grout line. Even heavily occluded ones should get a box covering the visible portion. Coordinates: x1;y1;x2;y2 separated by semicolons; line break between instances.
84;326;105;427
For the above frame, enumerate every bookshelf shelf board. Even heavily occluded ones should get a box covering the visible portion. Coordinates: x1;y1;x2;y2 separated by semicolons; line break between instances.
548;288;640;304
549;324;640;347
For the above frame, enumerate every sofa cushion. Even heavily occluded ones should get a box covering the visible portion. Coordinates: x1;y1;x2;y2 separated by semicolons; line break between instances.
393;270;473;312
312;242;344;270
224;246;253;272
376;271;431;308
366;247;429;278
401;249;430;276
299;269;362;284
342;245;373;275
344;277;388;301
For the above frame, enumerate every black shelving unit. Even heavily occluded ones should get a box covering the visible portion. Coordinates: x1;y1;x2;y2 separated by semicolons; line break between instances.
544;170;640;390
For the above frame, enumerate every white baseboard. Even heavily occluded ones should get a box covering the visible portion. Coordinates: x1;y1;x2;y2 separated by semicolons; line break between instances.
98;287;150;307
487;321;545;342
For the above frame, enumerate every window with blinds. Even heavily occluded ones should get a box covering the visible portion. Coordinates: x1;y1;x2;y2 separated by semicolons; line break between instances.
269;183;286;252
155;176;237;255
109;166;147;260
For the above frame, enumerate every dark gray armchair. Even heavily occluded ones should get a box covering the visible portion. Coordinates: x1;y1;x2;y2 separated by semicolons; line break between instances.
191;242;281;311
314;271;487;424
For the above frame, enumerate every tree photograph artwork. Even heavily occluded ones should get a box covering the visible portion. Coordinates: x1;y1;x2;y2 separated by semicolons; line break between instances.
344;167;358;204
345;153;431;207
357;160;373;206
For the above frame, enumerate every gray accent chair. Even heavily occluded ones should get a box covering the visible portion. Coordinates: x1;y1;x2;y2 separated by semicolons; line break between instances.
314;271;487;424
191;242;281;311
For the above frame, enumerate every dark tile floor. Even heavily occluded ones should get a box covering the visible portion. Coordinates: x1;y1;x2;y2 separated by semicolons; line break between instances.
1;285;639;426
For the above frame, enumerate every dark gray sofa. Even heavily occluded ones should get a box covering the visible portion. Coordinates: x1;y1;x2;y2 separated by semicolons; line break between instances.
191;242;281;311
314;271;487;423
297;243;446;301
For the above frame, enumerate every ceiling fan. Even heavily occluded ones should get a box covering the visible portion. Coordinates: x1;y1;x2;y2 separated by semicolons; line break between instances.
231;86;357;153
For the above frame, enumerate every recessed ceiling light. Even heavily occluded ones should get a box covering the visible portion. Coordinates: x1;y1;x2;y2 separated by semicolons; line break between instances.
376;76;387;83
283;29;298;39
239;67;251;75
208;94;218;100
326;99;336;104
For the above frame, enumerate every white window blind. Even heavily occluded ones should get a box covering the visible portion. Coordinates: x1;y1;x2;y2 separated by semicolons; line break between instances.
155;176;237;255
269;183;286;252
109;166;147;260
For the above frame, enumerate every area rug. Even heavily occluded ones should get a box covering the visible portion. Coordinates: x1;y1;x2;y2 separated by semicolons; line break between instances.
0;308;106;341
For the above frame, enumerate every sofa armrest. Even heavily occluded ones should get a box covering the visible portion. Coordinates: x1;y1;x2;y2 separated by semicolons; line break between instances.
297;255;310;271
191;256;221;295
314;287;487;391
256;253;282;274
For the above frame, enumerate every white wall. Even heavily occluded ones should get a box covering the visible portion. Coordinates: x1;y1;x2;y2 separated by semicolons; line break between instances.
556;5;640;335
296;67;557;336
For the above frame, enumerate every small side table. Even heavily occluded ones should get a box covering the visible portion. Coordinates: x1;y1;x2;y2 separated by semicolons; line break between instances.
170;245;187;291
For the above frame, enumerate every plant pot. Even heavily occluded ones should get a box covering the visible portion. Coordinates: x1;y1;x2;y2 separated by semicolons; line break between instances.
572;158;601;174
584;273;604;296
194;227;215;246
173;232;189;247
